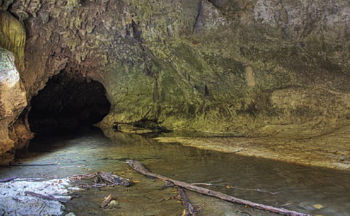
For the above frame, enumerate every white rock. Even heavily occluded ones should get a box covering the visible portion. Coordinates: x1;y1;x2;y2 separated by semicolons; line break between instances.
0;178;80;216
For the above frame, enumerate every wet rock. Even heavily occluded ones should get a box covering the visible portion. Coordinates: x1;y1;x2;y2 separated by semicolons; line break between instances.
313;204;324;209
0;178;79;216
298;201;317;211
0;48;28;156
107;200;119;209
194;0;227;33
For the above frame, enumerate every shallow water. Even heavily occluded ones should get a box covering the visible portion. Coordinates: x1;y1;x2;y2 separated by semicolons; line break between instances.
0;128;350;216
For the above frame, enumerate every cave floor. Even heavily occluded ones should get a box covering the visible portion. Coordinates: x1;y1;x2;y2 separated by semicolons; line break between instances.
156;123;350;171
0;128;350;215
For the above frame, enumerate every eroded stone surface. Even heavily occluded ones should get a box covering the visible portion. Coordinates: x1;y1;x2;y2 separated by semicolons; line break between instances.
156;122;350;170
0;48;29;160
0;178;78;216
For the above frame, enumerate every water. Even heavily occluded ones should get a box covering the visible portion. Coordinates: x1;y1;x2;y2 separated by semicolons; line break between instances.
0;128;349;216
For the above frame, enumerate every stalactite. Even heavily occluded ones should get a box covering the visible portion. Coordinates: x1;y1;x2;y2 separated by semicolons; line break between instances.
0;11;26;71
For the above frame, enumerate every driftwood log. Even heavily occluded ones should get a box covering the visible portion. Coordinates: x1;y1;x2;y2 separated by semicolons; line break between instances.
101;194;113;208
24;191;69;203
0;163;57;167
177;187;198;216
126;160;310;216
0;177;18;183
71;172;133;188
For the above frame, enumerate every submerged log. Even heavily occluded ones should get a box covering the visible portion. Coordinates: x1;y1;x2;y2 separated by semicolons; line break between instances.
177;187;198;216
0;163;57;167
126;160;310;216
101;194;113;208
0;177;18;183
24;191;69;203
97;172;133;187
71;172;133;187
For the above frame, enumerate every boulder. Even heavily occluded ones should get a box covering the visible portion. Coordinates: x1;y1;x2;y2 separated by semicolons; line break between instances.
0;48;28;161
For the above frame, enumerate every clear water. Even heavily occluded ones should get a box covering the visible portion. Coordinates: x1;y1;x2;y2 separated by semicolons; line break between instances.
0;128;349;216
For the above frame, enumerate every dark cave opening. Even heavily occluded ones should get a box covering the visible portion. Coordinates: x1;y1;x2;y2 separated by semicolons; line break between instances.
28;72;111;135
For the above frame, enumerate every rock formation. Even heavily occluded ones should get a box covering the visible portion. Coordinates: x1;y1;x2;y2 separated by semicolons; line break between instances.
0;0;349;157
0;48;31;161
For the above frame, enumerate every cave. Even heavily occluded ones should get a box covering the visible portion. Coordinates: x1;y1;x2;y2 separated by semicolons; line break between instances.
28;72;111;135
1;1;350;215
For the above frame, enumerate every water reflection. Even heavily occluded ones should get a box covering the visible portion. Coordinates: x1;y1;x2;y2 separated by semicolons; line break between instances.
0;128;349;216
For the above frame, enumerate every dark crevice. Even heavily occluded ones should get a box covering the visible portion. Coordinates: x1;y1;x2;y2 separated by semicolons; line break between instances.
193;0;203;33
28;72;111;135
131;19;142;42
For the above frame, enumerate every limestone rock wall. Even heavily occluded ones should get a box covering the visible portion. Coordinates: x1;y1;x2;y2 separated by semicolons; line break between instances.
0;48;31;161
0;12;32;161
0;0;349;147
0;11;25;70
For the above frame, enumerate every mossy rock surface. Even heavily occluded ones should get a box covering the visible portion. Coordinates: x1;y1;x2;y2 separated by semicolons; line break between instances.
0;11;25;70
2;0;350;139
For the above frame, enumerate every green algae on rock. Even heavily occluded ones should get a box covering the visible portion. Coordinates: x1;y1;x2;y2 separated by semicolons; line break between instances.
0;11;26;71
156;121;350;171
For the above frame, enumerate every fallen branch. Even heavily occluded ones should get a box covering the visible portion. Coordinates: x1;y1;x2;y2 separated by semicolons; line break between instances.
227;185;279;195
126;160;310;216
24;191;69;203
97;172;133;187
177;187;198;216
1;163;57;167
0;177;46;183
0;177;18;183
71;172;133;187
16;178;45;182
80;183;109;189
101;194;113;208
191;183;213;186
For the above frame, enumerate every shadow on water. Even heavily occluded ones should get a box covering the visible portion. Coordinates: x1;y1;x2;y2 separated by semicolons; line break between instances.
0;127;350;216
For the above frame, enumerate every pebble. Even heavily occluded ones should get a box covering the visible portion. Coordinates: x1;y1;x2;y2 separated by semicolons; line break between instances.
298;201;315;211
313;204;324;209
65;212;76;216
108;200;119;208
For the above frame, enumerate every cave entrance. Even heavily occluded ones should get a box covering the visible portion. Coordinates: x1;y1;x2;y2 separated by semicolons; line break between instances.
28;72;111;135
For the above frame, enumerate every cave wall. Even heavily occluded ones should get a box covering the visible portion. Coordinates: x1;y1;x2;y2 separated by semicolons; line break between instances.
0;11;32;160
0;0;349;150
0;48;32;160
